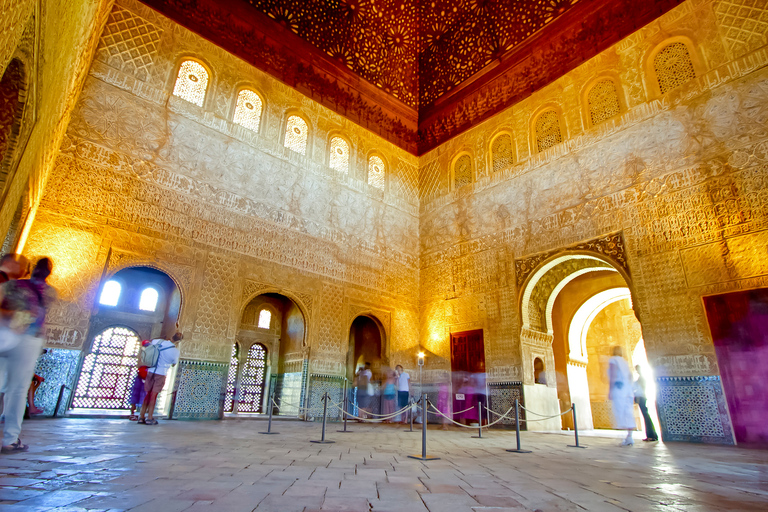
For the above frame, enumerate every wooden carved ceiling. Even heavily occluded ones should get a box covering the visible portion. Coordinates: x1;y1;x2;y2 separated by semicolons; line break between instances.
139;0;685;155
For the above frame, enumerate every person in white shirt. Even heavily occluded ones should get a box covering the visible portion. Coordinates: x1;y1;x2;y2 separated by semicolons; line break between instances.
396;365;410;423
138;332;182;425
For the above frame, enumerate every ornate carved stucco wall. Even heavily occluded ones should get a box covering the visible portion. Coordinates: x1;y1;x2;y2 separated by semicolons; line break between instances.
24;0;421;380
419;0;767;439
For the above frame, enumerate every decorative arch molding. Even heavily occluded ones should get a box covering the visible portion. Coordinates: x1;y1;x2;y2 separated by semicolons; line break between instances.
240;278;314;329
643;34;705;98
567;287;631;364
346;304;391;345
580;73;626;129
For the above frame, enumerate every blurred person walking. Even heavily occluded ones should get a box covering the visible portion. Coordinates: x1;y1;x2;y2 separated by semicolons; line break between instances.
396;364;410;423
608;346;636;446
0;257;56;453
634;365;658;442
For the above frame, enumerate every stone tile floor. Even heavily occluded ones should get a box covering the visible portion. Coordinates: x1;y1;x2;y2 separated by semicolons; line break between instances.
0;418;766;511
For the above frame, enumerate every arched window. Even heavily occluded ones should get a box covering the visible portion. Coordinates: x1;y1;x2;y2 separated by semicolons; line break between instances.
329;136;350;174
587;79;621;126
534;110;563;152
491;134;514;173
238;344;268;413
534;357;547;384
224;343;239;412
257;309;271;329
284;115;308;154
368;155;385;189
654;42;696;94
99;280;121;306
172;60;209;106
72;327;141;409
233;89;263;132
138;287;159;312
453;154;473;189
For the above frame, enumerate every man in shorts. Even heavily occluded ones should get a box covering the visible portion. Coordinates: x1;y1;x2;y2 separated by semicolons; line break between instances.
138;332;182;425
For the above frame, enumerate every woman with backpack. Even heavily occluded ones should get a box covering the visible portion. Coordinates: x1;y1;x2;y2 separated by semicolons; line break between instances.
0;257;56;453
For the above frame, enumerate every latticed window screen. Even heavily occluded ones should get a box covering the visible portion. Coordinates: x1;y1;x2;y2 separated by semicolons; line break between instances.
588;79;621;125
284;115;308;154
329;136;350;173
491;134;514;173
535;110;563;152
368;155;385;189
237;344;267;413
453;154;473;189
72;327;141;409
172;60;208;106
223;343;239;412
233;89;263;132
654;42;696;94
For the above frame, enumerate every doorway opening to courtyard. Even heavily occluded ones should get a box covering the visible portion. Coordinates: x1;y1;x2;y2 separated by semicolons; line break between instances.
450;329;486;425
225;293;306;416
347;315;387;416
519;250;655;434
73;266;181;413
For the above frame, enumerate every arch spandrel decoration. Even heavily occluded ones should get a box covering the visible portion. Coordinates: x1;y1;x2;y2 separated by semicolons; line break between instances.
240;279;314;325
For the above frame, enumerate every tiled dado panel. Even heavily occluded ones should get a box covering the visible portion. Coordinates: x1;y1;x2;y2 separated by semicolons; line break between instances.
171;360;228;420
488;382;525;430
656;376;734;445
306;374;344;421
32;349;82;416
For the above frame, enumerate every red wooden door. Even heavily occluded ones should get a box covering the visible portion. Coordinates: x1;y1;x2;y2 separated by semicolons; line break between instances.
450;330;486;421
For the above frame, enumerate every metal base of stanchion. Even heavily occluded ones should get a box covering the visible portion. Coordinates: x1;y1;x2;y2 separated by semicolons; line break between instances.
407;454;440;460
567;445;587;448
471;435;484;438
259;431;280;435
506;449;532;453
336;430;354;433
310;440;336;444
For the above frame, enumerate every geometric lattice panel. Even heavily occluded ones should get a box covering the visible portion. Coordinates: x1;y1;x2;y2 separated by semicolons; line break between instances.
656;376;734;444
307;374;344;422
714;0;768;59
71;327;141;410
96;6;162;82
236;343;267;413
223;343;238;413
488;382;525;430
32;348;81;416
171;360;228;420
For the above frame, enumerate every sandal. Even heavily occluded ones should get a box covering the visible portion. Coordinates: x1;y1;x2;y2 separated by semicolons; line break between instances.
129;415;138;421
137;418;146;424
1;439;29;454
145;419;159;425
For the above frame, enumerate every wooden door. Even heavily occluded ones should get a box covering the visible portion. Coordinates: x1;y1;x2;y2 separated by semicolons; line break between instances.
450;330;486;421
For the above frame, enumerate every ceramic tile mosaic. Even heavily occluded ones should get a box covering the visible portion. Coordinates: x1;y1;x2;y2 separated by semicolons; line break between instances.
488;381;525;429
170;359;228;420
31;349;82;416
656;376;734;445
307;374;344;421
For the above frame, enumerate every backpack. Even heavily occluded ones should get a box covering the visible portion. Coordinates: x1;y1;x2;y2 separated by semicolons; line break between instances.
138;340;174;369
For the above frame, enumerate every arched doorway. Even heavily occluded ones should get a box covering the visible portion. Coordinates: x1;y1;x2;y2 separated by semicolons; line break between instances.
347;315;387;415
73;266;181;412
519;250;650;433
226;293;305;416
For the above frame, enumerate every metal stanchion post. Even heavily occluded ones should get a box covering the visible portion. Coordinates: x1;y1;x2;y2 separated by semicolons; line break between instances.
259;390;279;434
404;397;416;432
311;393;335;444
567;402;586;448
408;392;439;461
338;380;353;433
471;400;483;438
506;399;531;453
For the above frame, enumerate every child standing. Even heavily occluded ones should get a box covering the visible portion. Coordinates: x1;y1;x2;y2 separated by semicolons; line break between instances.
129;366;146;421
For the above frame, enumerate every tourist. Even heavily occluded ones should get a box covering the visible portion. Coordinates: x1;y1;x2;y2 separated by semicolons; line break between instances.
634;365;658;442
128;363;147;421
608;346;636;446
395;364;410;423
381;369;396;422
437;377;450;430
355;362;373;420
138;332;183;425
0;257;56;453
0;253;28;423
